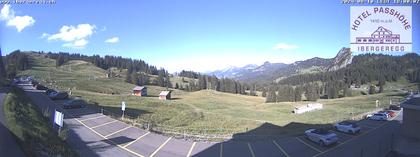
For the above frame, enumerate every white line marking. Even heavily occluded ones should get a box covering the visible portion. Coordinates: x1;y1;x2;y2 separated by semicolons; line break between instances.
80;115;105;122
91;120;118;129
186;142;196;157
220;143;223;157
104;126;131;138
273;140;290;157
247;143;256;157
123;132;150;148
296;137;322;153
150;137;172;157
74;117;145;157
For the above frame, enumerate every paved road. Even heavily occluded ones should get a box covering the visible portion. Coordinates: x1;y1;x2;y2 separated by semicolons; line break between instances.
0;88;26;157
18;83;403;157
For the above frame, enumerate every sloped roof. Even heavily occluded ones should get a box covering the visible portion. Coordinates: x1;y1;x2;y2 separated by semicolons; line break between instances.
133;86;146;91
401;96;420;110
159;91;171;96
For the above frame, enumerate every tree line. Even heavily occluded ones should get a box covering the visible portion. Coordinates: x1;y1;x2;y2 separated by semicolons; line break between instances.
46;52;161;75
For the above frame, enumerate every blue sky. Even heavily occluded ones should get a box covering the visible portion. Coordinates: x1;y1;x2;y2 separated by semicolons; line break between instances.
0;0;419;72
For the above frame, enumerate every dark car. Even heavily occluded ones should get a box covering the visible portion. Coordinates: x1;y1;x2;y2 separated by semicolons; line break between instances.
389;105;401;111
63;99;86;109
35;84;48;90
49;92;69;100
45;89;57;95
31;81;39;87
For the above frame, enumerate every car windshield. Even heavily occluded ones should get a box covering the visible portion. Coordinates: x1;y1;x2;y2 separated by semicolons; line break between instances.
313;129;330;135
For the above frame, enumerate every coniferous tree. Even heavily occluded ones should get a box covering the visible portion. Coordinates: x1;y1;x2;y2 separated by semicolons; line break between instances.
368;85;376;94
262;87;267;97
266;87;276;103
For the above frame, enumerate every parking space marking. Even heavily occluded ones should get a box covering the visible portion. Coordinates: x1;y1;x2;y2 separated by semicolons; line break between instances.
72;116;145;157
186;142;196;157
313;111;401;157
272;140;290;157
220;143;223;157
104;126;131;138
123;132;150;148
247;143;256;157
150;137;172;157
79;115;105;122
296;137;322;153
91;120;118;129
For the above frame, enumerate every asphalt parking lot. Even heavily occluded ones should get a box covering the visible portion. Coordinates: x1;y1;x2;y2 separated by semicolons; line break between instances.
58;102;401;157
19;83;402;157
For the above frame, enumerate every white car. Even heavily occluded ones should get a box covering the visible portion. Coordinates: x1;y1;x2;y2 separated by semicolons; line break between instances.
369;113;388;121
334;121;361;134
304;129;339;146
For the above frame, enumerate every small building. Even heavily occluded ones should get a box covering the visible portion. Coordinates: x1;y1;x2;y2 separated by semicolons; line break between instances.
132;86;147;96
159;91;171;100
293;103;323;114
401;95;420;140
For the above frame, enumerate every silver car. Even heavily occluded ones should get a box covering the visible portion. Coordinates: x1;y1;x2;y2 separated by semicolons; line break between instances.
305;129;339;146
334;121;361;134
369;113;388;121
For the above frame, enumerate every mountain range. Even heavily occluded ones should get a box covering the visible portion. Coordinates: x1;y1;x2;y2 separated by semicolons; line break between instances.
207;47;352;83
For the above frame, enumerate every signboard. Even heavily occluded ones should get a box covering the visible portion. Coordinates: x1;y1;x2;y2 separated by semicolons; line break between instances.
54;110;64;127
350;6;412;52
121;101;126;111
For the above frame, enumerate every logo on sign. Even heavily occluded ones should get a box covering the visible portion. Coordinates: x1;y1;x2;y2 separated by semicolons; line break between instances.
350;6;412;52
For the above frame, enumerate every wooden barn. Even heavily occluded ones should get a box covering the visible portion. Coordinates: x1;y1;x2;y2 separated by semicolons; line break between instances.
132;86;147;96
159;91;171;100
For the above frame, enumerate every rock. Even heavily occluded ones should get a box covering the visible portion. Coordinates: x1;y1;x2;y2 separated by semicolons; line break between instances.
328;47;353;71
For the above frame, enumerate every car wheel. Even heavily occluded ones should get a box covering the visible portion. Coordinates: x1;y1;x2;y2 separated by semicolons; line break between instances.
319;140;325;147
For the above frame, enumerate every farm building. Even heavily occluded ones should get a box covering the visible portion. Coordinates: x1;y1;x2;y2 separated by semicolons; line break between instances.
401;95;420;140
293;103;323;114
132;86;147;96
159;91;171;100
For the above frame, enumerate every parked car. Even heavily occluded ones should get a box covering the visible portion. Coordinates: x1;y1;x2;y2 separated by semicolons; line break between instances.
304;129;339;146
35;84;48;90
384;110;396;117
334;121;361;134
49;92;69;100
389;105;401;111
369;113;388;121
45;89;57;95
31;81;39;87
63;99;86;109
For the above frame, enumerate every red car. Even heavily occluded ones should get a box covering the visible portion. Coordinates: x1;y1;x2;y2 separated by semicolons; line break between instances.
385;110;396;117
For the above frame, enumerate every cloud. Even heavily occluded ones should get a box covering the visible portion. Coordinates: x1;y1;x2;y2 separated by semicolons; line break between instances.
0;4;35;32
273;43;299;50
45;24;96;48
105;37;119;43
63;39;88;49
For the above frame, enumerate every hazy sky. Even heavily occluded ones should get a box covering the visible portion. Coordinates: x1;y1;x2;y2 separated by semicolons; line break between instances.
1;0;419;72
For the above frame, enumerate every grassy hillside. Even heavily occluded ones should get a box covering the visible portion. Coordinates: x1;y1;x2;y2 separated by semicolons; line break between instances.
3;87;78;156
18;52;412;139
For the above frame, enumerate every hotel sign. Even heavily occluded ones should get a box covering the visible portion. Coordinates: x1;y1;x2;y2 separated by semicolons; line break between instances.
350;6;412;52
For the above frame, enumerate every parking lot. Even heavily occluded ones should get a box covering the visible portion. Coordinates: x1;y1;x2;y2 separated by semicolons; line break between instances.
19;83;401;157
59;101;400;157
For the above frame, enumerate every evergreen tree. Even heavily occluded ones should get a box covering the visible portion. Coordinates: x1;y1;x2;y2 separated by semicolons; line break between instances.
266;87;276;103
175;83;179;89
368;85;376;94
262;87;267;97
